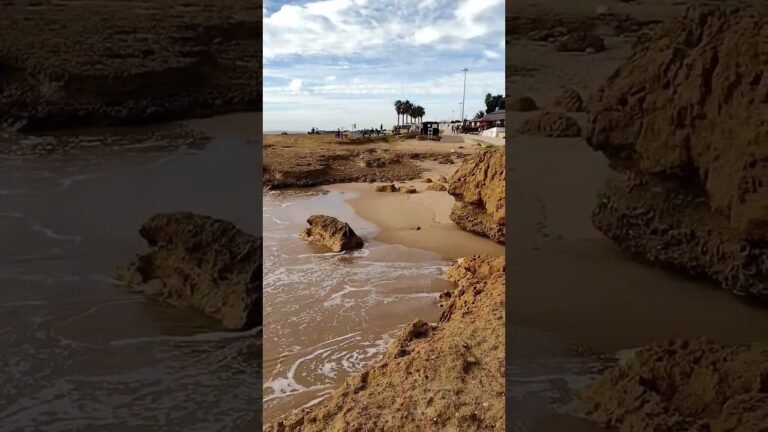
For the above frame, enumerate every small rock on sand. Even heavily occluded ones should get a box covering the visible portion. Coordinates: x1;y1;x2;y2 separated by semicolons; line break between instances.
553;88;585;112
507;96;538;112
399;186;417;194
374;184;397;192
518;112;582;137
437;175;448;183
422;178;433;183
300;215;364;252
427;183;448;192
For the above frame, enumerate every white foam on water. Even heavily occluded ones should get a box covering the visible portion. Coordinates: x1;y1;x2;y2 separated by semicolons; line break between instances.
31;224;82;242
110;326;263;346
295;390;334;411
55;173;102;191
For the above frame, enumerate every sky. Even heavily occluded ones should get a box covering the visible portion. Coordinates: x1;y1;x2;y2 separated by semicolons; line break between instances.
263;0;505;131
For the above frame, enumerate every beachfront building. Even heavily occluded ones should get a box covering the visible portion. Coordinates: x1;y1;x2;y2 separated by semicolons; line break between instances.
464;109;505;137
420;121;440;137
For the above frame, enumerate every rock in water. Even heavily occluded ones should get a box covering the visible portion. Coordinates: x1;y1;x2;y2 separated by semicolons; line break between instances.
301;215;364;252
448;150;505;243
586;4;767;298
116;212;261;330
518;112;582;137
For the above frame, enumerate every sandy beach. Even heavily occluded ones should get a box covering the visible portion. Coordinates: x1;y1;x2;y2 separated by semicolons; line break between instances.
329;159;505;260
263;127;507;429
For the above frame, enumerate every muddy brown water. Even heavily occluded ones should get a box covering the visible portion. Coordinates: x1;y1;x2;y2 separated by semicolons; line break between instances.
0;115;261;432
262;188;455;423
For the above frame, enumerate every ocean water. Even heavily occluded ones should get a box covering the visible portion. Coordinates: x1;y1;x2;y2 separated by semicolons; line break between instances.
262;188;452;423
0;121;261;432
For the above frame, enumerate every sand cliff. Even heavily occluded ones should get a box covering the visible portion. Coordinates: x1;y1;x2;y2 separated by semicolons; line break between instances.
586;3;767;298
266;255;505;432
448;149;506;244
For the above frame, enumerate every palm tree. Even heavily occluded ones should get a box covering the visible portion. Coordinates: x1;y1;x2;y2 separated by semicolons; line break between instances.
413;105;425;124
403;100;413;124
394;100;403;126
475;110;485;119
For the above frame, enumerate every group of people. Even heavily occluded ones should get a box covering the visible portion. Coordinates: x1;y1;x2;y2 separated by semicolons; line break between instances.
333;124;386;139
451;123;465;134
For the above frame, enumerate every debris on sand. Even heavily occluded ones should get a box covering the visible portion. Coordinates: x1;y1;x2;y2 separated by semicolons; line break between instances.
399;186;418;194
116;212;261;330
518;112;582;138
575;338;768;432
374;184;397;192
448;150;505;243
300;215;364;253
586;4;768;298
265;255;506;432
555;32;606;52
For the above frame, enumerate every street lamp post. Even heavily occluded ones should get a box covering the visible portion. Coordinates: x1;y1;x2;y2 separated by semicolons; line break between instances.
460;67;468;122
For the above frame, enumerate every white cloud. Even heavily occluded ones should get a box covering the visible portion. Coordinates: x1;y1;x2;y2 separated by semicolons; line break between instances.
287;79;305;94
264;0;504;59
263;0;504;130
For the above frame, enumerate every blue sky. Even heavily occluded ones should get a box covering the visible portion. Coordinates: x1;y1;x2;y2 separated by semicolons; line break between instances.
263;0;505;131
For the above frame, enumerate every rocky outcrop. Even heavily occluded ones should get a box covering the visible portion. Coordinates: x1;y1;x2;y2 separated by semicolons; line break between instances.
266;255;506;432
585;4;767;298
300;215;364;252
576;339;768;432
0;1;261;132
116;212;261;330
518;112;582;137
448;150;505;243
555;32;605;53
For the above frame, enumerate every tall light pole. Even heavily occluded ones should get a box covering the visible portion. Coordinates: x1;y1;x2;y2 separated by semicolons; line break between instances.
460;67;468;121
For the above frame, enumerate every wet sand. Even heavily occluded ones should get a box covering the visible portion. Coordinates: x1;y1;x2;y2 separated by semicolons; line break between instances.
330;160;505;260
